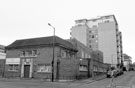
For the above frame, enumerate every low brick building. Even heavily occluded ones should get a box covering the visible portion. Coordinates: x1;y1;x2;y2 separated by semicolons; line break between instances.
5;36;78;81
69;38;109;79
0;45;6;77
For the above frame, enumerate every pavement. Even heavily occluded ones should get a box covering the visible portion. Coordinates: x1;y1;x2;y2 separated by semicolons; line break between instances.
73;74;106;84
0;74;106;83
0;74;107;88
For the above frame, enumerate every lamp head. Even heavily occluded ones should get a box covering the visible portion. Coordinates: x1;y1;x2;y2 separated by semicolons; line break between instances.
48;23;51;26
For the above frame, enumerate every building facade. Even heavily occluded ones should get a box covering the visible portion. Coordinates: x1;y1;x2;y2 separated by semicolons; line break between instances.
123;54;132;71
0;45;6;77
69;38;109;79
70;15;123;67
5;36;78;81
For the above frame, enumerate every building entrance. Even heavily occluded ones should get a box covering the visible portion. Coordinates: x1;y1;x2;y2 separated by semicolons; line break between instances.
24;65;30;78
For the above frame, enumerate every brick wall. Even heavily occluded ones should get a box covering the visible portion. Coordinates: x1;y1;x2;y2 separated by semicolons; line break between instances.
5;46;78;80
5;49;21;78
0;59;5;77
58;58;78;80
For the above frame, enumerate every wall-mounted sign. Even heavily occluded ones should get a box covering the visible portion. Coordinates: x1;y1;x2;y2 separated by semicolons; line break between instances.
6;58;20;64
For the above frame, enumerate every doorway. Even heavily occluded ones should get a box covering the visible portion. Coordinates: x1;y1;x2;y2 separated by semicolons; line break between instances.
24;65;30;78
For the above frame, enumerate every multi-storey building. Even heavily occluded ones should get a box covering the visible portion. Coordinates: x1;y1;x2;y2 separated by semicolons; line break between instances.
70;15;123;67
0;45;6;77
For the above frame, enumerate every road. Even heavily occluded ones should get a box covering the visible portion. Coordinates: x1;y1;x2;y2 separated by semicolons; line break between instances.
85;71;135;88
0;71;135;88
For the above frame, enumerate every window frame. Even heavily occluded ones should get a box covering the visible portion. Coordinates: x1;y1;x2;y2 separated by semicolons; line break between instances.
8;64;19;72
37;64;51;73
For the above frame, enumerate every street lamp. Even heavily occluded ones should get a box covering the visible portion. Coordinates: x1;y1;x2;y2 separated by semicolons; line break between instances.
111;54;114;67
48;23;55;82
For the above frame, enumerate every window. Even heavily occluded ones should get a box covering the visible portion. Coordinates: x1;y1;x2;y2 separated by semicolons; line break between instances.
26;51;32;56
8;64;19;71
93;66;98;72
22;51;25;56
0;50;5;53
79;65;88;71
89;45;92;48
20;50;38;57
37;64;51;72
104;20;110;23
81;51;84;58
89;40;91;43
88;55;91;58
85;53;88;58
92;25;97;28
92;35;94;38
61;50;66;58
33;50;38;56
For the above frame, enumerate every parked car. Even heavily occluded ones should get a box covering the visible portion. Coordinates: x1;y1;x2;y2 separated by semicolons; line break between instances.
117;69;124;76
106;69;117;78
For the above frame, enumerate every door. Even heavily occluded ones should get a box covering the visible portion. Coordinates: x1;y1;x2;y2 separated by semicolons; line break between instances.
24;65;30;78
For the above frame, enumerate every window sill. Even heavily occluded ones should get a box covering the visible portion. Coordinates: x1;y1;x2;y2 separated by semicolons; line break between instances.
79;70;88;72
7;70;19;72
36;71;51;73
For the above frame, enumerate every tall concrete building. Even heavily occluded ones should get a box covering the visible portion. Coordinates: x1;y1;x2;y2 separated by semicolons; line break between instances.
70;15;123;67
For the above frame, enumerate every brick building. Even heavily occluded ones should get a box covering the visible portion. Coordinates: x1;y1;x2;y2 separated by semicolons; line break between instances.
0;45;6;77
69;38;109;79
5;36;78;81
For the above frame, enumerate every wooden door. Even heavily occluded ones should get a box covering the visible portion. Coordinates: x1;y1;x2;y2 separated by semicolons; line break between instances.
24;65;30;78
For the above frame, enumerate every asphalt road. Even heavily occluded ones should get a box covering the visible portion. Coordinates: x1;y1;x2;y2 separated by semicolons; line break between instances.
0;71;135;88
86;71;135;88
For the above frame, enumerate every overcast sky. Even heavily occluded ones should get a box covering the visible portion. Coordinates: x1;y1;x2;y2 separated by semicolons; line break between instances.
0;0;135;62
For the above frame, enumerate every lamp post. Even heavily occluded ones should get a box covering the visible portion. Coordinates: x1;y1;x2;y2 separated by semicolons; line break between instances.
48;23;55;82
111;54;114;67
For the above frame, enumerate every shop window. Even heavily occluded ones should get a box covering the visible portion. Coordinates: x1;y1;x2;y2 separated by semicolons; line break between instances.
37;64;51;73
8;64;19;71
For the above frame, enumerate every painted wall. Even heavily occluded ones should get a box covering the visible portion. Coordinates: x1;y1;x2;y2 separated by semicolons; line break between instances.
71;25;87;46
98;22;118;65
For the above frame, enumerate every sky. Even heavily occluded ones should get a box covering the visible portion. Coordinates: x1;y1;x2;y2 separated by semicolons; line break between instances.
0;0;135;62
